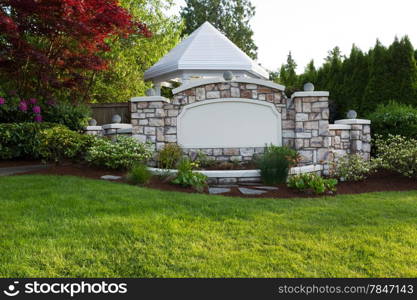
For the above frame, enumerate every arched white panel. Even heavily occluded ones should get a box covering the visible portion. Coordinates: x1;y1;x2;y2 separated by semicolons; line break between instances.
177;98;282;148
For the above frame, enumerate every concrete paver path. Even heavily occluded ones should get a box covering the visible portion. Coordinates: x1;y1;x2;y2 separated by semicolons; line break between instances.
0;164;48;176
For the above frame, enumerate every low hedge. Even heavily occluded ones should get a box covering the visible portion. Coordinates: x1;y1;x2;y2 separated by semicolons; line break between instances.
0;122;91;161
0;122;57;160
368;101;417;139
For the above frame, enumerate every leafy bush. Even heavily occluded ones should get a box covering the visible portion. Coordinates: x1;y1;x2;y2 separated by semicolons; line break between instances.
0;122;58;159
38;126;91;163
85;136;152;170
0;91;90;131
42;102;91;131
156;143;183;169
127;163;152;185
171;159;207;192
368;101;417;139
192;150;216;169
256;145;299;185
373;134;417;178
330;154;375;181
288;173;338;195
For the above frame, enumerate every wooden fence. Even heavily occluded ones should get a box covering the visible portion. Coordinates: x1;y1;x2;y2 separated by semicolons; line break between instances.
89;102;130;125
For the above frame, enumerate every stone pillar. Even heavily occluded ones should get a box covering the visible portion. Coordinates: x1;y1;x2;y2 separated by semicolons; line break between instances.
334;119;371;160
292;91;330;166
130;96;171;151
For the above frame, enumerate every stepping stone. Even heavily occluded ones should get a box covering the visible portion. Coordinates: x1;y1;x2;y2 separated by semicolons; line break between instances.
238;187;267;195
101;175;122;180
209;187;231;195
254;186;279;191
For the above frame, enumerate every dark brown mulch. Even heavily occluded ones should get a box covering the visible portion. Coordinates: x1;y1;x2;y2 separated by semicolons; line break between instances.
13;163;417;198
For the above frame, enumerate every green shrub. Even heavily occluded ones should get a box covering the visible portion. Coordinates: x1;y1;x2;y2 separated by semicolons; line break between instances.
42;102;91;132
156;143;183;169
171;159;207;192
38;126;91;163
373;134;417;178
330;154;375;181
85;136;152;170
256;145;299;185
288;173;338;195
193;150;216;169
368;101;417;139
0;122;58;159
127;163;152;185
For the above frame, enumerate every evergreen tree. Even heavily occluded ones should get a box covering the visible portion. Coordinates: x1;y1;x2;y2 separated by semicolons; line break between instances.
299;60;317;85
339;45;370;117
386;36;417;106
274;52;300;95
362;40;392;113
180;0;258;59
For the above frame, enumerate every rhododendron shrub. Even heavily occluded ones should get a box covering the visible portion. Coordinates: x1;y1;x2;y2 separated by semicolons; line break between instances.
0;90;91;131
0;0;151;101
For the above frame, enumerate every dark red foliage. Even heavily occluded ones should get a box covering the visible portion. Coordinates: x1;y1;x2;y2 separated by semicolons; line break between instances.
0;0;151;100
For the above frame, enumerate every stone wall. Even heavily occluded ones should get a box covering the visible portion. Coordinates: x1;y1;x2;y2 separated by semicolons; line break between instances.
130;78;371;172
130;80;292;154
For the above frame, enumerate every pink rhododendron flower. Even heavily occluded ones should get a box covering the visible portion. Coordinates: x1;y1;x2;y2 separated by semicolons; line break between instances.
32;105;41;114
34;114;42;122
0;97;5;105
29;98;37;104
18;101;28;111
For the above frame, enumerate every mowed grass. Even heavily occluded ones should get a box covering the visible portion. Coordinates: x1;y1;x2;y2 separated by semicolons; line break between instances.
0;175;417;278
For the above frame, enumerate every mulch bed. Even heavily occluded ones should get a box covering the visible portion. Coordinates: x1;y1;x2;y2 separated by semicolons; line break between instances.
13;162;417;198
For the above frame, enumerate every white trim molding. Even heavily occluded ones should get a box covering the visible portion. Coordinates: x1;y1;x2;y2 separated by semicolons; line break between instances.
173;77;285;94
130;96;170;103
291;91;330;98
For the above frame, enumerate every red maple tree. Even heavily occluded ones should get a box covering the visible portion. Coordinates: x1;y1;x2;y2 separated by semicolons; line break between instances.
0;0;151;101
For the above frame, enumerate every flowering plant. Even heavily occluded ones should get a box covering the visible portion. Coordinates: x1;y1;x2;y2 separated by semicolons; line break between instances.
85;136;153;170
0;90;90;131
0;90;47;123
373;134;417;178
330;154;376;182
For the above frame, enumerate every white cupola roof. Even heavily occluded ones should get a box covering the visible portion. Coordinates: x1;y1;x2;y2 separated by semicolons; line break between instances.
144;22;269;83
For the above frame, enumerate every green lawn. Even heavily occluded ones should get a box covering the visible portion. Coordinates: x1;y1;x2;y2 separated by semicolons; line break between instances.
0;175;417;278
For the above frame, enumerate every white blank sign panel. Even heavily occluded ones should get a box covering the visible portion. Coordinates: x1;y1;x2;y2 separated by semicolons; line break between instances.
177;99;282;148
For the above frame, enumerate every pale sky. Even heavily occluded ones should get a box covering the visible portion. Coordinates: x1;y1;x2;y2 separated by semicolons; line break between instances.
169;0;417;73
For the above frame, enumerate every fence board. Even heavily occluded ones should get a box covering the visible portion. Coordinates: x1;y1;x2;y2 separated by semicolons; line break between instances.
89;102;130;125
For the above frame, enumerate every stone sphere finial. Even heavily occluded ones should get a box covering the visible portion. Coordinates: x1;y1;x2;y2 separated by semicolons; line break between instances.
146;88;156;96
88;119;97;126
223;71;234;81
112;114;122;124
347;110;357;119
303;82;315;92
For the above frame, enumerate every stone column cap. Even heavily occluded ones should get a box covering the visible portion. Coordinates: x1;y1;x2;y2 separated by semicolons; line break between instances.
130;96;170;103
291;91;329;98
84;126;103;130
335;119;371;125
102;123;132;130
